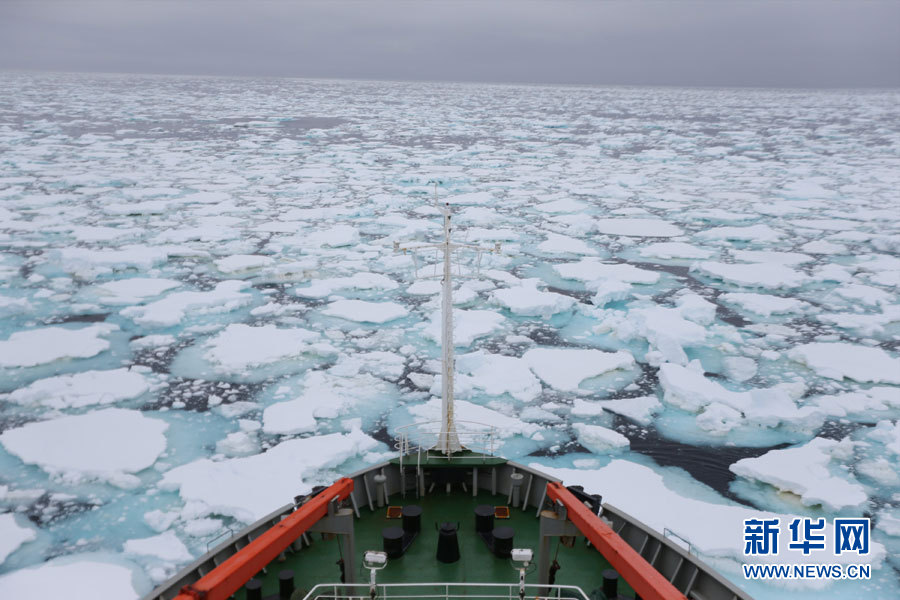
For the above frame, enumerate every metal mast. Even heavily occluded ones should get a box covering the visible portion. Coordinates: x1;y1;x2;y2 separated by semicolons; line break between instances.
436;191;461;455
394;183;500;456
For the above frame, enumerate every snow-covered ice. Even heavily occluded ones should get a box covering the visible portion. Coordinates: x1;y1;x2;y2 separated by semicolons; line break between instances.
0;73;898;600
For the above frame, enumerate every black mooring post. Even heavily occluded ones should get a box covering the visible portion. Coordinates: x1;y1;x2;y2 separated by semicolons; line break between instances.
602;568;619;599
279;569;295;599
246;578;263;600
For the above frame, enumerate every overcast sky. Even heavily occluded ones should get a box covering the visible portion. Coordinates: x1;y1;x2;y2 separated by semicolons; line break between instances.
1;0;898;88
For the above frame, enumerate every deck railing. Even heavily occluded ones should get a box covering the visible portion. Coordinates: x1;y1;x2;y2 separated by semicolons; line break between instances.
394;420;498;467
301;582;590;600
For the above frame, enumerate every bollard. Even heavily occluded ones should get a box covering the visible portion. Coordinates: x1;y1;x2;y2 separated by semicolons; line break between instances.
374;473;387;508
246;578;263;600
279;569;295;599
510;472;525;507
601;569;618;600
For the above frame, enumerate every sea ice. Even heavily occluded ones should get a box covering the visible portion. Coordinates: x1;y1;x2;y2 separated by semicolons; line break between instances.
121;281;252;327
730;438;868;511
536;233;598;255
693;262;807;289
638;242;713;260
0;513;36;566
214;254;275;274
92;278;182;305
160;429;380;522
491;279;575;318
788;343;900;384
594;218;682;237
0;323;118;368
0;555;148;599
123;531;192;563
572;423;630;452
422;309;505;347
202;324;328;373
294;273;398;299
522;348;635;391
0;409;168;486
322;299;409;323
6;367;152;408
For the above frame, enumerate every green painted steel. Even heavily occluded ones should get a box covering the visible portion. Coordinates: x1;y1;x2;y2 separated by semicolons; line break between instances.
237;489;634;599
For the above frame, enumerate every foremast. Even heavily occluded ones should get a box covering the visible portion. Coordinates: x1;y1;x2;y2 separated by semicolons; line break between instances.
395;184;500;456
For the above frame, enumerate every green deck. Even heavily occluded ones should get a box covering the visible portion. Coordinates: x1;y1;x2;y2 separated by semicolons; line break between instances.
238;488;634;600
389;449;507;468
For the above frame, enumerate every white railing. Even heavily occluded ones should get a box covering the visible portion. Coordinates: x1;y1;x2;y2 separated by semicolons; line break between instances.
395;420;497;467
301;582;590;600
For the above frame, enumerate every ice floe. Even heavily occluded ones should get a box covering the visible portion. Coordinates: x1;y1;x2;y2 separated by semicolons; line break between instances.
788;343;900;384
121;281;252;327
0;408;167;487
522;348;635;392
5;367;152;408
0;554;149;599
0;323;118;368
160;429;380;522
0;513;36;566
322;299;409;323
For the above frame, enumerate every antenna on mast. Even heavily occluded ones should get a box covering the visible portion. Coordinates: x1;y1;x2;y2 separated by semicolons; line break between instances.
394;181;501;456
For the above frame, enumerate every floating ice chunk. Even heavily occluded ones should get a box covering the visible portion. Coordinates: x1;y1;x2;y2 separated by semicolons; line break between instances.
121;281;251;327
573;423;629;452
693;262;807;289
730;438;868;511
214;254;275;274
160;429;379;522
523;348;635;391
130;334;176;350
422;309;505;347
534;198;588;213
801;240;847;255
183;518;223;537
659;362;749;413
536;233;598;256
203;324;325;373
857;458;900;486
876;508;900;537
322;299;409;323
638;242;713;260
448;191;494;205
555;258;659;285
491;279;575;318
144;510;178;533
788;343;900;384
722;356;758;382
305;225;359;248
730;250;813;265
0;409;167;485
811;387;900;418
594;218;682;237
595;306;706;365
123;531;192;563
408;397;541;439
572;396;661;425
215;431;259;456
0;513;36;566
406;280;442;295
294;273;398;299
719;292;807;316
0;554;147;599
330;351;407;380
696;402;743;436
263;370;390;435
0;294;31;317
674;294;717;326
7;367;151;409
448;350;542;402
590;280;632;307
92;278;182;305
868;421;900;456
831;284;893;307
0;323;118;368
696;224;783;242
534;460;884;569
58;246;171;273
